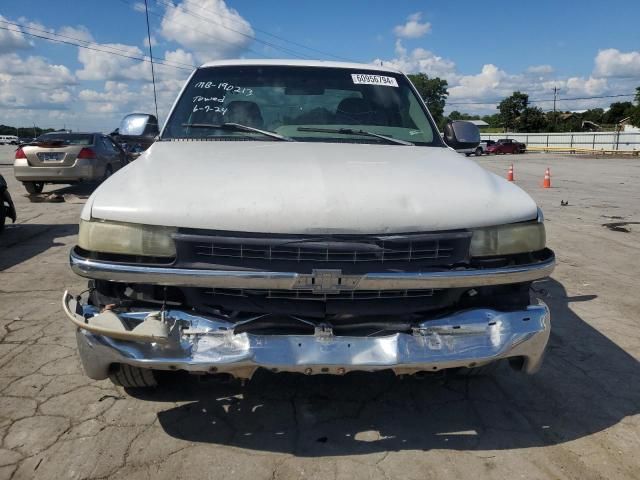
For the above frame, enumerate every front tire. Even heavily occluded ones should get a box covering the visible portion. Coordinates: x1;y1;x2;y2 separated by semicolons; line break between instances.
109;364;157;388
23;181;44;194
475;147;483;156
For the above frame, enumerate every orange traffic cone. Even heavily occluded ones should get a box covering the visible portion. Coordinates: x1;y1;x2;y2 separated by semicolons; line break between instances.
543;168;551;188
507;164;514;182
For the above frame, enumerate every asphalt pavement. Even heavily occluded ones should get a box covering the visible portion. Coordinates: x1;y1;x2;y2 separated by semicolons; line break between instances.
1;146;639;479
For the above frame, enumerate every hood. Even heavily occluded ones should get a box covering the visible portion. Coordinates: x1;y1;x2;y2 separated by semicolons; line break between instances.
87;141;538;234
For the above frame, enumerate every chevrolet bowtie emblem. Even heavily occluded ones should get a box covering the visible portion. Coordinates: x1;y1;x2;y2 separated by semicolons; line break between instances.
292;269;361;294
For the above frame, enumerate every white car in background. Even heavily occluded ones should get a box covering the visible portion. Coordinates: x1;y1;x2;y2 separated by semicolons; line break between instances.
0;135;18;145
455;139;497;156
63;60;554;388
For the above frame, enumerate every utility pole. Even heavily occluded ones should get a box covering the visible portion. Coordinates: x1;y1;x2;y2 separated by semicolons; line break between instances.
552;86;560;128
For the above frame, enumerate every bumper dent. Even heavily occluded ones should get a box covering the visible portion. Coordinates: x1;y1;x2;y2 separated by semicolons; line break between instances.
65;293;551;379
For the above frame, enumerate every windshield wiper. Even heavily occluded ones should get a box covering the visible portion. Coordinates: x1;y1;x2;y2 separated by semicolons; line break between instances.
296;127;414;146
182;122;294;142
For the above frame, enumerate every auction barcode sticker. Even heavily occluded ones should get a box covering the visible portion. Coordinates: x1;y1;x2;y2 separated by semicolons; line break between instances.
351;73;398;87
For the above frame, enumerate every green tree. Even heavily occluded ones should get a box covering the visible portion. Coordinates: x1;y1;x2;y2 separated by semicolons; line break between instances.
518;106;547;132
407;73;449;126
630;87;640;128
497;91;529;131
481;113;502;128
603;101;634;124
581;108;604;124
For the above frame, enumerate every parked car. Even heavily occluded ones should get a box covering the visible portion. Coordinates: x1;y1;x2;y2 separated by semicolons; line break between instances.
0;174;17;232
486;138;526;154
13;132;128;194
63;60;554;388
474;139;496;156
0;135;19;145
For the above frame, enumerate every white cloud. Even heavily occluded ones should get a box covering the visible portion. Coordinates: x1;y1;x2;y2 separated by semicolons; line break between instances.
0;53;75;87
449;64;506;100
0;15;32;53
159;0;254;63
143;35;158;48
57;25;94;43
76;42;150;81
373;41;633;115
565;76;608;96
163;48;195;70
594;48;640;78
375;40;456;79
526;64;554;75
393;12;431;39
0;53;75;110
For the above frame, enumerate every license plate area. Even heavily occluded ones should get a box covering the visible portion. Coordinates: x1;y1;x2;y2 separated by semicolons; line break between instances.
37;152;65;162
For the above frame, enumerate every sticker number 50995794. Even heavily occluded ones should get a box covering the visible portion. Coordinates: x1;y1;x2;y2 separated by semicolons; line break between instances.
351;73;398;87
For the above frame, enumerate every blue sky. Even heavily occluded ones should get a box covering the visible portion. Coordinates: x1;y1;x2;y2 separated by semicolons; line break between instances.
1;0;639;131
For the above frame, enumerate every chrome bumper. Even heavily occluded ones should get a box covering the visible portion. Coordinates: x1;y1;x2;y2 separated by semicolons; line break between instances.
65;293;551;379
69;248;555;291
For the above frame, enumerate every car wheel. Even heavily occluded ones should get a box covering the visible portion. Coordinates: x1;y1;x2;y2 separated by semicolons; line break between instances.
475;147;483;156
464;153;471;156
109;364;157;388
23;181;44;194
102;164;113;182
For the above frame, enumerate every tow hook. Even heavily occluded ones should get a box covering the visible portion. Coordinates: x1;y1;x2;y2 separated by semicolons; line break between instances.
314;324;333;339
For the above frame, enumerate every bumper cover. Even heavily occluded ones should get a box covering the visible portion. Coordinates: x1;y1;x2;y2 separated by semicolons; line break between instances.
14;161;100;182
64;293;550;379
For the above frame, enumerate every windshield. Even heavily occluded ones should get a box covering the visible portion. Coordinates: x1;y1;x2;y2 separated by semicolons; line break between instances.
36;133;94;145
162;65;441;146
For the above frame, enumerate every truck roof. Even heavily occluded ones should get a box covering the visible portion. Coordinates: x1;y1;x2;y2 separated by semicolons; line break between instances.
198;58;404;74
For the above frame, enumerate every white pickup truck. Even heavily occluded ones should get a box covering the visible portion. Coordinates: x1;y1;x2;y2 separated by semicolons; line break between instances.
64;60;554;388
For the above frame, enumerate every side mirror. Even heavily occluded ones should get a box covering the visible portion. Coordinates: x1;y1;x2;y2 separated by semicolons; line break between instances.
118;113;159;138
443;120;480;150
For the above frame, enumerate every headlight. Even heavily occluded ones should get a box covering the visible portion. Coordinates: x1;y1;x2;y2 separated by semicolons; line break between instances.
470;221;545;257
78;219;176;257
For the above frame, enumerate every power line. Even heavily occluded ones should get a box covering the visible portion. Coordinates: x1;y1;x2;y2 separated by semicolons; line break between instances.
117;0;270;60
166;0;358;62
0;19;196;70
0;24;194;71
152;0;313;60
447;93;636;106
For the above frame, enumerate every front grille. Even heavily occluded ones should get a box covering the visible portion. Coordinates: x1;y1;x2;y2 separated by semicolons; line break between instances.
203;287;438;302
182;285;462;317
175;230;471;274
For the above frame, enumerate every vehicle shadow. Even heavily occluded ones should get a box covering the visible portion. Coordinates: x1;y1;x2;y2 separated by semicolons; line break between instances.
26;182;99;203
130;278;639;456
0;223;78;270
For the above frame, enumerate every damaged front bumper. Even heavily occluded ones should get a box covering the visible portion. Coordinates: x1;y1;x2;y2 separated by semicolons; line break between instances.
63;292;550;379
